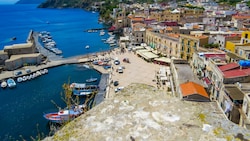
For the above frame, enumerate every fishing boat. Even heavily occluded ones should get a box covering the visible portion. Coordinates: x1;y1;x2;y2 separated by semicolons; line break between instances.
86;77;98;83
70;83;98;96
1;80;7;88
7;78;16;88
43;104;85;123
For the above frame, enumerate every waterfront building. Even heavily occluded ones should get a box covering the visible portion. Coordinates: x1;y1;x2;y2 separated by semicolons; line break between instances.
131;22;146;44
179;34;208;61
3;42;37;56
0;50;8;65
5;53;42;71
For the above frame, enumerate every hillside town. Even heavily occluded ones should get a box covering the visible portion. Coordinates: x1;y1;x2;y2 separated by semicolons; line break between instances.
104;0;250;131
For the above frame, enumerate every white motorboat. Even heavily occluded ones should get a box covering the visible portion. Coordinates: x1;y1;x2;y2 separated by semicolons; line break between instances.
7;78;16;88
100;30;105;36
1;80;7;88
86;77;98;83
17;77;23;83
22;76;27;82
85;45;90;49
70;83;98;96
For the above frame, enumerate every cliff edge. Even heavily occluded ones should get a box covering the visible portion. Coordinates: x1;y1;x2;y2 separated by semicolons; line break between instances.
43;83;250;141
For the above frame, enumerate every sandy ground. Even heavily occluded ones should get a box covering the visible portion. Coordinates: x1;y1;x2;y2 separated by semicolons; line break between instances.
0;47;170;98
92;48;170;98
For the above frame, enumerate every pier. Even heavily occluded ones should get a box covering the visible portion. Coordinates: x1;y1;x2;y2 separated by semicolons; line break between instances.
0;31;113;81
84;27;108;32
94;73;109;105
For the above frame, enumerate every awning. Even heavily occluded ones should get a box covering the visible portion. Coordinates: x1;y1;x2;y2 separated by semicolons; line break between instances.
225;86;244;100
137;50;159;60
133;46;145;51
154;57;171;63
160;76;168;81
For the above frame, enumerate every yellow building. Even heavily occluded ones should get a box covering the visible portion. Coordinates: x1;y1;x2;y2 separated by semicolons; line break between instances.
180;7;204;18
241;31;250;44
179;34;208;61
225;31;250;53
149;9;180;22
146;29;180;58
161;9;180;22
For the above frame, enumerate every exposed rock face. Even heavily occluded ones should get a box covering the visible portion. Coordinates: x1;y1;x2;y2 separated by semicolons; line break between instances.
43;84;250;141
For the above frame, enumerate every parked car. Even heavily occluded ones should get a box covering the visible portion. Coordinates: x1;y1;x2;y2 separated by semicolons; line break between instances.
114;81;119;86
114;60;120;65
117;66;123;73
115;87;124;93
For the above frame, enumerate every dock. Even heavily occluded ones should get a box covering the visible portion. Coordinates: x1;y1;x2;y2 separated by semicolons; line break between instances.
94;73;110;105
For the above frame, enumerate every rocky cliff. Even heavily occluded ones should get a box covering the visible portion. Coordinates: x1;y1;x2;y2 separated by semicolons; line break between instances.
43;83;250;141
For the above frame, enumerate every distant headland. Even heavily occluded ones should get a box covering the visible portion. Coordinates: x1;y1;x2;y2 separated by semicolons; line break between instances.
15;0;46;4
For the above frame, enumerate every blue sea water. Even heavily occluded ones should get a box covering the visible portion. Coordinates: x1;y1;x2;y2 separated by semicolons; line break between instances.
0;4;110;141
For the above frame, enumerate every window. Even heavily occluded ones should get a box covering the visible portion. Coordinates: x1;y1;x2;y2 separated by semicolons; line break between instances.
245;34;248;39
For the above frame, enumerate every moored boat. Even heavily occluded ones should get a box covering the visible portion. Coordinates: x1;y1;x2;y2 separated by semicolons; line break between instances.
7;78;16;88
86;77;98;83
43;104;85;123
22;76;27;82
1;80;7;88
17;77;23;83
70;83;98;96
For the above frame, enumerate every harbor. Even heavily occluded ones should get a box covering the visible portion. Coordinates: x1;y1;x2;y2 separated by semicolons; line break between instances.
0;5;113;140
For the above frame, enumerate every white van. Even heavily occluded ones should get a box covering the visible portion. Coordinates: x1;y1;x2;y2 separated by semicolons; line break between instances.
117;66;123;73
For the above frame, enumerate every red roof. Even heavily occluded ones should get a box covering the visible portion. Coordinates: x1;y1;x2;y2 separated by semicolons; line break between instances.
203;77;211;85
180;81;209;98
204;54;225;59
108;26;116;31
218;62;239;72
223;69;249;78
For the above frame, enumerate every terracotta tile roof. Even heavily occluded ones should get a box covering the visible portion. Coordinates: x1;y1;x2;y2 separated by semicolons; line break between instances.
128;15;133;19
167;33;180;38
131;17;144;22
218;62;239;72
223;68;250;78
166;27;173;31
197;35;208;39
180;81;209;98
233;15;250;19
193;25;200;29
